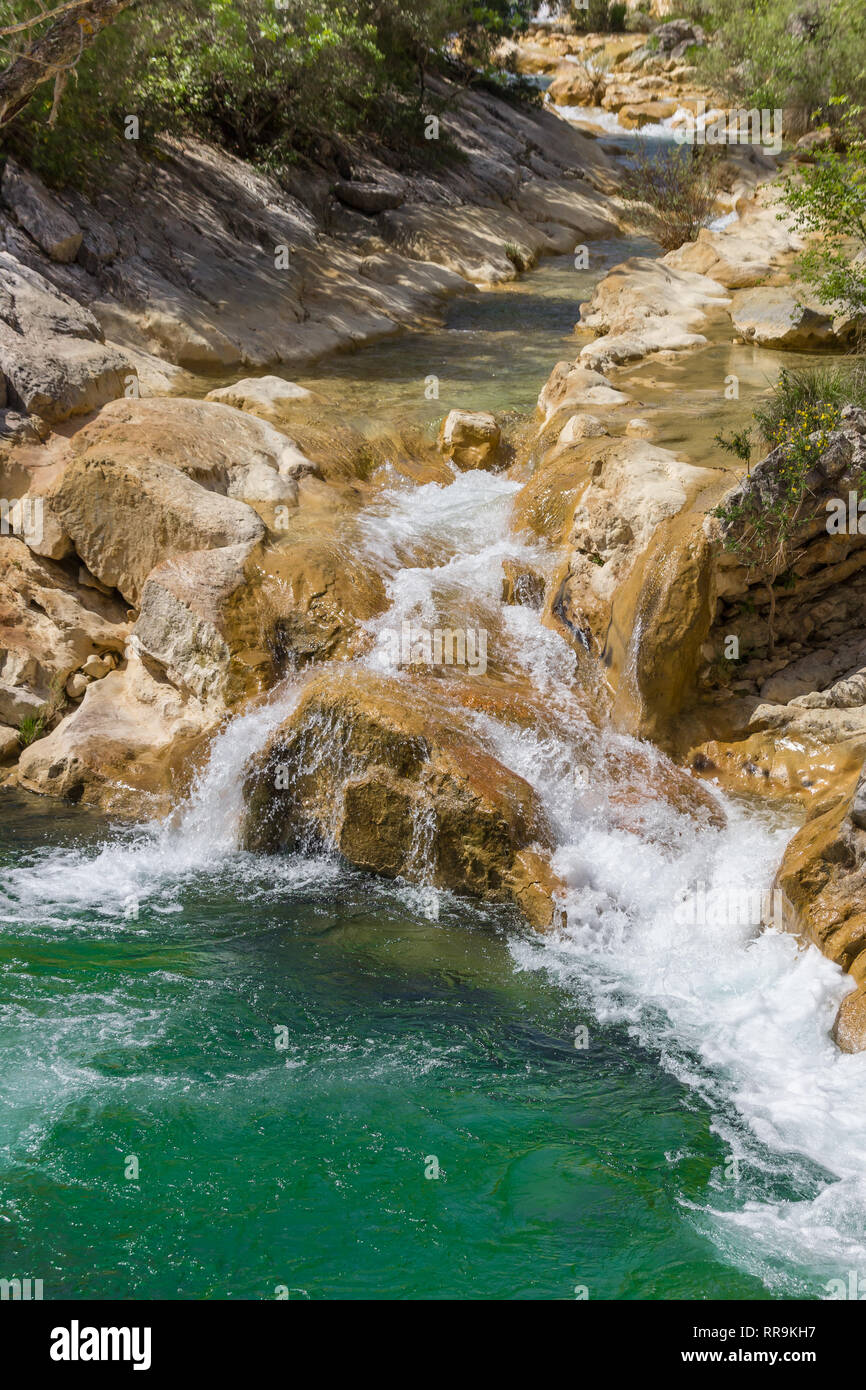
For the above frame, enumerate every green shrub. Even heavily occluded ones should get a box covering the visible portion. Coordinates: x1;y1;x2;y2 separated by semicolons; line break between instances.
711;359;866;653
16;713;46;749
1;0;537;183
683;0;866;135
620;143;722;250
754;361;866;447
779;100;866;325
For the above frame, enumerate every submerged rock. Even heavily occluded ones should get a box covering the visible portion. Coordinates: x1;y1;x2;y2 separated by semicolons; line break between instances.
241;670;563;929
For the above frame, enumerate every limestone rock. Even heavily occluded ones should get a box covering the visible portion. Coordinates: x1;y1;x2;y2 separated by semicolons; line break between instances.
256;519;387;666
728;287;851;350
70;396;303;504
832;988;866;1053
133;543;263;708
15;653;213;811
438;410;501;471
618;101;679;129
1;160;82;262
546;64;598;106
333;179;405;214
65;672;90;700
204;376;314;424
0;678;45;724
556;414;608;446
81;653;112;679
538;362;629;425
0;723;18;762
241;670;562;927
18;494;73;561
578;257;730;370
0;536;128;700
50;451;265;606
0;253;130;422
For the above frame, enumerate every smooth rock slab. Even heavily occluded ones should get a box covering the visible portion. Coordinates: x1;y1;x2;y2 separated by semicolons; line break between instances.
1;160;82;263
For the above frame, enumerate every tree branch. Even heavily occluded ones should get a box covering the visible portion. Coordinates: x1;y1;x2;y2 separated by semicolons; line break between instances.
0;0;136;129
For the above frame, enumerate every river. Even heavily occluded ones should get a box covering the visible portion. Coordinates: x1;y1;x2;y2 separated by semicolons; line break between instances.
1;234;864;1301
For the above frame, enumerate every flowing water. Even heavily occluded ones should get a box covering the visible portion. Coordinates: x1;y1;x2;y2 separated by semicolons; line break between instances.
1;240;864;1302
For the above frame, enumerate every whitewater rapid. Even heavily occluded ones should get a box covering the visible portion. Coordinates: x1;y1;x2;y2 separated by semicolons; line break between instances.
2;459;865;1297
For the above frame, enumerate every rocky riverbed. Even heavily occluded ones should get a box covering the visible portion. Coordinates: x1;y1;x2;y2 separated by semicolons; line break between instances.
2;19;866;1063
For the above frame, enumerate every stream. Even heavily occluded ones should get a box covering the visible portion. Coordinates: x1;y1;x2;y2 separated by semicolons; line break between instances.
1;231;864;1301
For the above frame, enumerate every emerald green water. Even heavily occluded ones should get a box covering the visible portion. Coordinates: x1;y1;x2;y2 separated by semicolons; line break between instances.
0;791;780;1301
3;239;865;1303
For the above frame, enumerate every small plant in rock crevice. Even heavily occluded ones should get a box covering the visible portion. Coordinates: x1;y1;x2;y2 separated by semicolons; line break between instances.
709;365;866;657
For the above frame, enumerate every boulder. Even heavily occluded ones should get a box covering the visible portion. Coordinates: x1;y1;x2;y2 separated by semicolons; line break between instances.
728;287;850;350
0;160;82;262
204;376;314;424
333;179;405;214
0;252;130;422
65;672;90;700
438;410;502;471
832;987;866;1053
537;362;629;425
70;396;304;504
15;653;212;811
546;64;598;106
240;670;562;928
50;452;265;605
256;518;387;666
18;494;73;561
0;678;45;725
556;414;609;446
0;723;18;762
617;101;679;129
133;543;264;708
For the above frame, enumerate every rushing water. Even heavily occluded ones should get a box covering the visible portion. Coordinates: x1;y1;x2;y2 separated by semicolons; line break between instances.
1;243;864;1302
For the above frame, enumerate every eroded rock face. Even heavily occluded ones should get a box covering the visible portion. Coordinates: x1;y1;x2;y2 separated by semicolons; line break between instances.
1;160;82;263
240;670;563;928
0;252;130;422
0;536;128;699
69;396;304;504
578;257;731;370
774;771;866;1050
133;543;265;710
15;652;212;812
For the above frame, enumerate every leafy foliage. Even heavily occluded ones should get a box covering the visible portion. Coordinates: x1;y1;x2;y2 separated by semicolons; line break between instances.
683;0;866;135
711;361;866;653
0;0;536;180
779;100;866;324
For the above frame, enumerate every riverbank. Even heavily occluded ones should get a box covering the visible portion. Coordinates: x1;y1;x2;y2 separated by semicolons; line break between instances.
2;7;866;1302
